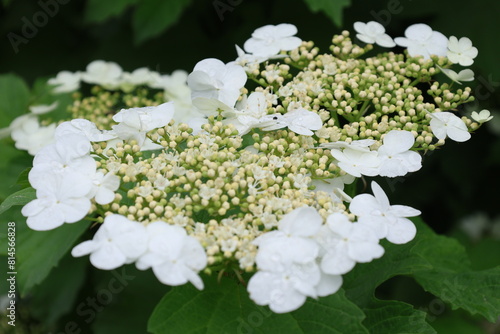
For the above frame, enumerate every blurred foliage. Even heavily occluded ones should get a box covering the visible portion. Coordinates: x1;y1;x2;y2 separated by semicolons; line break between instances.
0;0;499;332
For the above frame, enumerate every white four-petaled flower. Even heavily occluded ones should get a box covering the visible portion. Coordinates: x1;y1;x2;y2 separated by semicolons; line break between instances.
377;130;422;177
429;111;471;142
394;23;448;59
71;214;148;270
187;58;247;107
136;221;207;290
112;102;175;147
243;23;302;58
316;213;384;275
350;181;421;244
471;110;493;124
447;36;478;66
353;21;396;48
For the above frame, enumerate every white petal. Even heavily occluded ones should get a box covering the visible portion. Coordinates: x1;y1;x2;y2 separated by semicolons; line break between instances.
386;218;417;244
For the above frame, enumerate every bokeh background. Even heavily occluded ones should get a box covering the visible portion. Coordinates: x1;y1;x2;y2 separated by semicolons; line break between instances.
0;0;499;332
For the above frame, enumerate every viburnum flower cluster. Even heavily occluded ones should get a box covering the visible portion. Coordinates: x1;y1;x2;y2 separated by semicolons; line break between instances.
19;22;491;313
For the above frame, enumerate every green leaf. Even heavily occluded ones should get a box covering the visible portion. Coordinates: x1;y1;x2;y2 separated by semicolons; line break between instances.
91;266;168;334
84;0;139;23
414;266;500;323
149;274;368;334
132;0;193;44
0;74;30;127
302;0;351;27
16;168;31;189
16;220;90;295
29;254;88;324
344;218;500;323
431;311;487;334
0;187;35;216
362;300;436;334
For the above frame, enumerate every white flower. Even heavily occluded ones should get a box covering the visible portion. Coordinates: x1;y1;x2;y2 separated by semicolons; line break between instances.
120;67;159;92
377;130;422;177
353;21;395;48
394;23;448;59
231;92;269;134
30;134;95;189
329;147;380;178
471;110;493;124
9;114;56;155
48;71;81;93
256;109;322;136
234;45;267;65
112;102;175;147
247;261;320;313
87;171;120;205
187;58;247;107
439;67;474;84
447;36;478;66
429;111;471;142
71;214;148;270
81;60;123;88
22;173;92;231
349;181;421;244
316;213;384;275
282;109;323;136
243;23;302;58
29;101;59;115
136;221;207;290
311;177;352;203
55;119;117;142
321;139;376;152
253;207;322;270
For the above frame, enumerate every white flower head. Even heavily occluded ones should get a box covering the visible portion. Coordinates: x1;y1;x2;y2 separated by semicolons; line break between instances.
349;181;421;244
257;108;322;136
233;45;270;67
317;213;385;275
471;110;493;124
353;21;396;48
81;60;123;88
22;173;92;231
48;71;81;93
330;147;380;178
9;114;56;155
447;36;478;66
120;67;159;92
429;111;471;142
112;102;175;147
243;23;302;58
87;171;120;205
247;261;320;313
377;130;422;177
187;58;247;107
55;119;117;142
439;67;474;84
71;214;148;270
137;221;207;290
394;23;448;59
253;207;322;271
